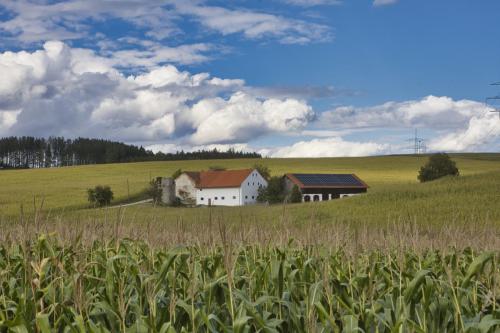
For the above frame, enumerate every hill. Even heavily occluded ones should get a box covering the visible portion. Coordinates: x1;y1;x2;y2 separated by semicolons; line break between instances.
1;153;499;219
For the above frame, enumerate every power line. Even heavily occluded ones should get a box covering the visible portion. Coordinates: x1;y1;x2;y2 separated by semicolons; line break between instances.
486;83;500;119
406;128;426;154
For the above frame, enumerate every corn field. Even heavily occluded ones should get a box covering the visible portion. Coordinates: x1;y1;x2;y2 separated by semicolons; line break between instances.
0;235;499;332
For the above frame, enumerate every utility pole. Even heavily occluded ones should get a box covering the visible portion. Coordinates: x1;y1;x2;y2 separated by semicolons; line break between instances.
487;82;500;118
407;128;425;155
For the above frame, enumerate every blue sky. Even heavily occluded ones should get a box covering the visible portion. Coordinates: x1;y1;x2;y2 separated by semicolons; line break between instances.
0;0;499;156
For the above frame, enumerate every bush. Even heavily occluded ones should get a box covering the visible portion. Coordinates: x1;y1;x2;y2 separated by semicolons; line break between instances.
171;168;183;179
289;185;303;203
87;185;114;207
418;153;459;182
257;176;284;204
209;165;226;171
253;163;271;180
147;178;163;204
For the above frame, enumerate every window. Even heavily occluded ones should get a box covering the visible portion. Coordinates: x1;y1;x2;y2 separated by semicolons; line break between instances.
215;197;218;200
245;195;248;199
221;196;225;200
251;196;254;199
248;182;250;186
252;182;254;186
201;197;204;200
233;196;236;199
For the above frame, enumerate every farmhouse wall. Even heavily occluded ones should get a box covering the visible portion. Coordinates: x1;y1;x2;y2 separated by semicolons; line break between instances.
240;170;267;205
175;174;197;204
196;187;241;206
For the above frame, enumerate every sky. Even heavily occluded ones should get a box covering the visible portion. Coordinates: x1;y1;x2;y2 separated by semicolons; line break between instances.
0;0;499;157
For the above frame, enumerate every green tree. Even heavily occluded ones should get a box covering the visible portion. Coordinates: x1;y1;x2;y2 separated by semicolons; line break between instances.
289;184;303;203
253;163;271;180
257;176;284;204
171;168;183;179
418;153;459;182
87;185;114;207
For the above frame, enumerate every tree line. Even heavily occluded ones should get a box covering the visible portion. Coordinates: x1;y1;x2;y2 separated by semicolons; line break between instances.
0;136;261;169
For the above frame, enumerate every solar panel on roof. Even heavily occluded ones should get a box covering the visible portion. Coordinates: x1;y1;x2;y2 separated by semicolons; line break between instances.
293;174;364;187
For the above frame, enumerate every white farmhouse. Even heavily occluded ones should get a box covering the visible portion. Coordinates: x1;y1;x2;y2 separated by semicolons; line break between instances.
175;169;268;206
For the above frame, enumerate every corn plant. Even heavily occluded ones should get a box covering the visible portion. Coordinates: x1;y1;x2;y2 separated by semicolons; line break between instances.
0;235;499;332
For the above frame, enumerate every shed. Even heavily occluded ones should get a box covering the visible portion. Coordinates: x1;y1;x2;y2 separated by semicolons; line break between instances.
284;173;368;202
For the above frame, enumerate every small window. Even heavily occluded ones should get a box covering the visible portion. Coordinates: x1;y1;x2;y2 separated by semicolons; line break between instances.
201;197;204;200
245;195;248;199
215;197;218;200
248;182;250;186
221;196;225;200
252;182;254;186
233;196;236;199
252;196;254;199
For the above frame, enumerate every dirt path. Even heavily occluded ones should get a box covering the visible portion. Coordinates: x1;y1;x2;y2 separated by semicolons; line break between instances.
108;199;152;208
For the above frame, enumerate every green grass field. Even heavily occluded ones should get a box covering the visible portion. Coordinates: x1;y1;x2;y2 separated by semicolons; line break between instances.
1;153;500;220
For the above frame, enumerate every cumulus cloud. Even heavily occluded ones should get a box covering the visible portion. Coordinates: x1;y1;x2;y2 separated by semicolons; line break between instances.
187;93;313;144
147;143;253;154
265;137;391;157
318;95;500;152
0;41;314;146
428;113;500;151
319;96;486;130
373;0;398;6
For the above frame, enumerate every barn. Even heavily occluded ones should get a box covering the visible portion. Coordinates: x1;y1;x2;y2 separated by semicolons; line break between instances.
175;169;268;206
284;173;368;202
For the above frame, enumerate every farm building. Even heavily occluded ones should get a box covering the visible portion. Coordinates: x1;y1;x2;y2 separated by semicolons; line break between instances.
284;173;368;202
175;169;268;206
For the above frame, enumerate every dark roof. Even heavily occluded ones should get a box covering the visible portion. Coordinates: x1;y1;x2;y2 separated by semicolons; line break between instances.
198;169;253;188
285;173;368;189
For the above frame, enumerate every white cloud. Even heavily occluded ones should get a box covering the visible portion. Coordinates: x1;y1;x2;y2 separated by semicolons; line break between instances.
318;95;500;152
0;0;177;43
0;41;314;146
0;0;333;47
319;95;486;130
0;110;21;133
373;0;398;6
188;92;313;144
147;143;252;154
171;2;332;44
283;0;342;6
428;113;500;151
106;43;214;67
265;137;391;157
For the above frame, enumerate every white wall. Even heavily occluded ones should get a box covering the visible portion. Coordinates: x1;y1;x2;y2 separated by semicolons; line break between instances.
241;170;267;205
196;187;241;206
175;174;197;203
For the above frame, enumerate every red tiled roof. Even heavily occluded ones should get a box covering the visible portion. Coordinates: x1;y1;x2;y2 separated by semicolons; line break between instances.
197;169;254;188
183;171;200;184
